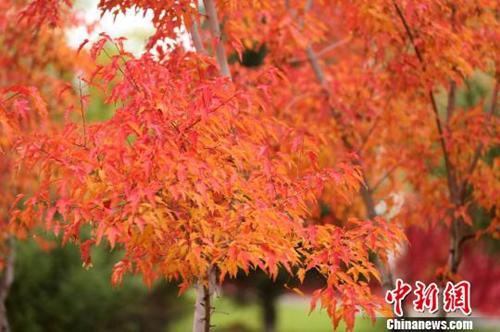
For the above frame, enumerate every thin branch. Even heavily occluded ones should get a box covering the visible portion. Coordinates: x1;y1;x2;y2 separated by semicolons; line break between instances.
78;79;87;147
286;0;325;87
183;93;238;131
101;48;141;93
392;1;424;64
305;46;326;86
0;92;21;105
316;36;351;57
190;17;207;54
393;1;458;203
446;81;456;124
357;115;381;154
392;1;483;289
458;233;476;248
288;37;351;64
460;80;498;200
370;163;399;193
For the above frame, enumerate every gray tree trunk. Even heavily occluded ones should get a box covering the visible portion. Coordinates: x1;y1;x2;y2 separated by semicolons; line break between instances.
192;269;216;332
0;238;15;332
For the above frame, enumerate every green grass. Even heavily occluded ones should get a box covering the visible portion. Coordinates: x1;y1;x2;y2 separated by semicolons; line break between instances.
169;292;386;332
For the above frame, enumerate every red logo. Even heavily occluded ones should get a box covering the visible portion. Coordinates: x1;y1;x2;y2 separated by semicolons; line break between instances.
443;281;472;316
385;279;412;317
413;281;439;314
386;279;472;316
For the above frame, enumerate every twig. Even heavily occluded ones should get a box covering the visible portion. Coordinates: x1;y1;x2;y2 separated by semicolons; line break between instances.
370;163;399;193
393;1;458;203
458;233;476;248
183;93;238;131
446;81;456;124
0;92;21;105
392;1;424;64
288;37;351;64
190;16;207;54
78;79;87;147
305;46;326;86
102;48;141;93
357;114;381;154
462;80;498;197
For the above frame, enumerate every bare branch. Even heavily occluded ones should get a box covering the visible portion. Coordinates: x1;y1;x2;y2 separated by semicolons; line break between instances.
446;81;456;124
203;0;231;78
392;1;424;64
190;18;207;54
288;37;351;64
305;46;326;86
78;79;87;147
357;115;382;154
370;163;399;193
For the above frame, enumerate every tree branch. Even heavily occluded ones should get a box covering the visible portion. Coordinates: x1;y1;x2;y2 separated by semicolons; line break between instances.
446;81;456;124
288;37;352;64
370;163;399;193
305;46;326;86
78;79;87;147
203;0;231;78
288;0;402;312
392;1;424;64
393;1;460;206
392;3;478;305
190;19;207;54
461;80;498;199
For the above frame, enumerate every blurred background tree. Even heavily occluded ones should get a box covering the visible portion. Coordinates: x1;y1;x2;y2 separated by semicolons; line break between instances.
7;238;189;332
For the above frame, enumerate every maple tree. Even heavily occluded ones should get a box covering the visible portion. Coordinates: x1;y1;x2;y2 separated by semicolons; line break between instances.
218;0;498;320
0;0;88;330
5;2;404;332
2;0;498;331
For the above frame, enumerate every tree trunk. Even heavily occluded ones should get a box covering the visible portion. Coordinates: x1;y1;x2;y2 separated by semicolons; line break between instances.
192;269;216;332
190;2;230;331
0;238;15;332
202;0;231;78
360;183;406;317
260;291;277;332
